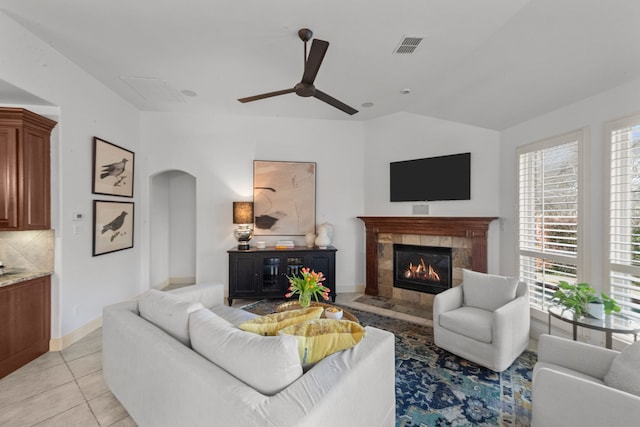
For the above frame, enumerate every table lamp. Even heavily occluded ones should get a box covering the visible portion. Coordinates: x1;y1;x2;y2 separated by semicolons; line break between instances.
233;201;254;250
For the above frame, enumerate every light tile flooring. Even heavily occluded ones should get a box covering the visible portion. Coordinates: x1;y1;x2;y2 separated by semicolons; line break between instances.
0;292;430;427
0;327;135;427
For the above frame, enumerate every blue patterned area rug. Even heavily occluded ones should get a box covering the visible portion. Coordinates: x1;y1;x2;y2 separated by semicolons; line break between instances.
242;300;535;427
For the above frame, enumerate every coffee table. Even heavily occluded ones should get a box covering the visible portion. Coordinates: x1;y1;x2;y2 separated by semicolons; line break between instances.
276;301;359;323
548;305;640;349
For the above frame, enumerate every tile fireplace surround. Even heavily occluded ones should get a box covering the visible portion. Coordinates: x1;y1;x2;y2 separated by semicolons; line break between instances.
358;216;498;305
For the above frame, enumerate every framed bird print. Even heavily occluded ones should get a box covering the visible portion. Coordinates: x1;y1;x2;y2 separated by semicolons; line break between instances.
92;137;135;197
93;200;134;256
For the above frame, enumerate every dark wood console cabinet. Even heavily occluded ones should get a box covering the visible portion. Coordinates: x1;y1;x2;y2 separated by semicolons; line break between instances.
0;108;56;230
228;246;337;306
0;275;51;379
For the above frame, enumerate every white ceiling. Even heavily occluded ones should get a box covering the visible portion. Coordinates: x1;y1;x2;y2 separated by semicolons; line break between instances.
2;0;639;130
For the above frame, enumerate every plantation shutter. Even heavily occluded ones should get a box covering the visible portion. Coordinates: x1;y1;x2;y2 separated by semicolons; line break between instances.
518;132;581;311
608;114;640;321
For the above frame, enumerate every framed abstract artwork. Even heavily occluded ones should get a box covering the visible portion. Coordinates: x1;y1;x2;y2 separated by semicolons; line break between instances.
93;200;134;256
253;160;316;236
92;137;135;197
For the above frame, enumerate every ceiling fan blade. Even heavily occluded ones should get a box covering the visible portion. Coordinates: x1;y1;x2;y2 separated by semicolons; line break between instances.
301;39;329;85
314;90;358;115
238;88;295;103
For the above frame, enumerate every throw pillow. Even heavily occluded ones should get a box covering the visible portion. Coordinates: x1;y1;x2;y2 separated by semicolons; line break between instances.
238;306;324;336
189;309;302;395
604;340;640;397
278;319;366;368
462;269;519;312
138;289;204;347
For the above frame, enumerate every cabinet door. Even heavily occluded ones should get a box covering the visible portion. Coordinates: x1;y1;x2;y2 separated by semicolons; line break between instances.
260;255;289;296
0;128;19;229
229;255;259;298
21;127;50;229
0;276;51;379
306;252;336;300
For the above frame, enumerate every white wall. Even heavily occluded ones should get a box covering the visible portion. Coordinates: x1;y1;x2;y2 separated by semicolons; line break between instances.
500;76;640;291
362;112;503;272
169;171;196;282
0;12;142;337
150;173;170;288
141;113;365;294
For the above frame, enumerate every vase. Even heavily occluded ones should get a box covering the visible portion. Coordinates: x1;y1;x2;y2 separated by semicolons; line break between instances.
315;227;331;249
318;222;334;240
304;232;316;248
299;292;312;308
588;302;605;320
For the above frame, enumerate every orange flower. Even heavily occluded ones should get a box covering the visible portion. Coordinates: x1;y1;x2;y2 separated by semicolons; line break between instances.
285;267;330;303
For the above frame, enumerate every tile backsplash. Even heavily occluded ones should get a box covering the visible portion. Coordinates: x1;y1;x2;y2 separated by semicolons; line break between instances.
0;230;54;272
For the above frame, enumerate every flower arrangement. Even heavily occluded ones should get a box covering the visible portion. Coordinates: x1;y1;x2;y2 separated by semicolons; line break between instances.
285;267;330;307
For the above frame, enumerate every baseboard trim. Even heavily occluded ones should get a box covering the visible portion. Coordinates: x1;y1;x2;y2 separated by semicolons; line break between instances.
49;316;102;351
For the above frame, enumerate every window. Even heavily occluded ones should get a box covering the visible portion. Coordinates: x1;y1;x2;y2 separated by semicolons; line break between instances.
518;131;585;312
608;113;640;321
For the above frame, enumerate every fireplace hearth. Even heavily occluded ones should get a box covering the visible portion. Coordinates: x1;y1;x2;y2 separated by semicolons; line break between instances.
393;244;452;294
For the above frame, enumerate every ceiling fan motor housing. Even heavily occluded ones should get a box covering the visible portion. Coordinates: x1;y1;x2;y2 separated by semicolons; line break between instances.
294;82;315;97
298;28;313;42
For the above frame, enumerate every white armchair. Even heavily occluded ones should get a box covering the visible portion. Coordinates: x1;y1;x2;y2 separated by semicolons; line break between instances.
433;269;530;372
532;334;640;427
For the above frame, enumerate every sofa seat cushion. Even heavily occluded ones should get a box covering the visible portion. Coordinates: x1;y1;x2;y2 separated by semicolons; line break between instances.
604;340;640;396
534;361;605;386
279;319;366;368
462;269;519;312
189;308;302;395
238;307;324;336
138;289;204;347
439;306;493;343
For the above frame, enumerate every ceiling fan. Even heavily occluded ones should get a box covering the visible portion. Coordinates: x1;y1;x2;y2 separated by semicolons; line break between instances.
238;28;358;115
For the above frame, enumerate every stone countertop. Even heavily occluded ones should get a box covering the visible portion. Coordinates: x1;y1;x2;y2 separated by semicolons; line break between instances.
0;270;52;288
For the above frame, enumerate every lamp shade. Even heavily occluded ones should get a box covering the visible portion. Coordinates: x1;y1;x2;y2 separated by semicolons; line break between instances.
233;202;254;224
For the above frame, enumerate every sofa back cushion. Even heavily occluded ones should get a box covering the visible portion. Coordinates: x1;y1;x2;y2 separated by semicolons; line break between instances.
138;289;204;347
190;309;303;395
462;269;519;312
604;340;640;397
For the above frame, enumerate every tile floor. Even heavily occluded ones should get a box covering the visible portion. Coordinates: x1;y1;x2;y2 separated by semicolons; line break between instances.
0;327;135;427
0;292;430;427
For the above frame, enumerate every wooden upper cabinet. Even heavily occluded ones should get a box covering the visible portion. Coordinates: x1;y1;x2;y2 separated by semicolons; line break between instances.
0;108;56;231
0;127;19;228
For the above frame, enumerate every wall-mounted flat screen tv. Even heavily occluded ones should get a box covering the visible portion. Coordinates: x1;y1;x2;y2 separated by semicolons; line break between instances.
390;152;471;202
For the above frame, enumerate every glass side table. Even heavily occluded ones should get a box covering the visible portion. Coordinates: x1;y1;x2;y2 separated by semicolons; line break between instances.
548;305;640;349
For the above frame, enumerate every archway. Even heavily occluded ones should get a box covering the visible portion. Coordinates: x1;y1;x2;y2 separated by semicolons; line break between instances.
149;170;196;289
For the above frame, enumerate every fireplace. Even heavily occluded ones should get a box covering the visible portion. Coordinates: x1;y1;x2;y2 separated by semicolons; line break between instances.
393;244;452;294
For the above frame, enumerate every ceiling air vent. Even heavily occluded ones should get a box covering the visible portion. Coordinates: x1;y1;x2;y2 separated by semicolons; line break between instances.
393;35;425;54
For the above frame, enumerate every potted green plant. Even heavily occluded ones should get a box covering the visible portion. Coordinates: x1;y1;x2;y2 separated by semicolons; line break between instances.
551;281;621;318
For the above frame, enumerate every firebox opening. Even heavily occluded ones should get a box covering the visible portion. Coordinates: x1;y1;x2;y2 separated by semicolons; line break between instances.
393;244;452;294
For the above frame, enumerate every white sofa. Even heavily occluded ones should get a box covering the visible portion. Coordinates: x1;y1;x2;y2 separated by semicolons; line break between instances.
433;269;530;372
102;283;396;427
532;334;640;427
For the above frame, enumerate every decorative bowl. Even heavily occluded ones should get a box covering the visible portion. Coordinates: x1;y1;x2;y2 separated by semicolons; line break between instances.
324;307;343;320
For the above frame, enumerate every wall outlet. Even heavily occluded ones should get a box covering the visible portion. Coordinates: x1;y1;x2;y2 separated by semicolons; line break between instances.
412;204;429;215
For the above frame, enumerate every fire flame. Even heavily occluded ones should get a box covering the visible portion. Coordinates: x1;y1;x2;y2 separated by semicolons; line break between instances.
403;258;441;281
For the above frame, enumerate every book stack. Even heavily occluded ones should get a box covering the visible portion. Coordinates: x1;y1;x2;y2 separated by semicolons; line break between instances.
275;240;295;249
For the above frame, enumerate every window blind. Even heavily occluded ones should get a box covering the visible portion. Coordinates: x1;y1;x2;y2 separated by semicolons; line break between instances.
518;136;580;311
608;116;640;321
